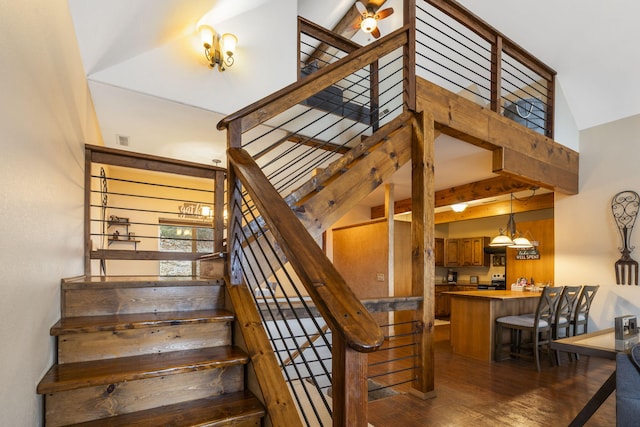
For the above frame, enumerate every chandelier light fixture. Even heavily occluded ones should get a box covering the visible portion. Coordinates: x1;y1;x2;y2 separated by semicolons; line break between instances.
489;191;537;248
198;25;238;71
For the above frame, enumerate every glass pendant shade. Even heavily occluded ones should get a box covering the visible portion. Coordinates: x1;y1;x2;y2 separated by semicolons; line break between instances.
490;233;514;246
509;236;533;248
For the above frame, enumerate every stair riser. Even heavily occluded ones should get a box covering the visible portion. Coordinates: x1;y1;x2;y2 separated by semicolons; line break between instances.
63;285;224;316
44;365;244;427
58;322;232;363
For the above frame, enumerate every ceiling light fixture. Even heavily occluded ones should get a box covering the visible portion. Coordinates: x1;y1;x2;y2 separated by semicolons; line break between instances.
360;15;378;33
489;190;537;248
198;25;237;71
451;202;468;212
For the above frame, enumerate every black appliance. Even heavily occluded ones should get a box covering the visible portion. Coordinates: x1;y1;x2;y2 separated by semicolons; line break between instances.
478;274;506;290
447;270;457;284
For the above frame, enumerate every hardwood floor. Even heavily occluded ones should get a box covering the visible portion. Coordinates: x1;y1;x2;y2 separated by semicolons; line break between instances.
368;332;616;427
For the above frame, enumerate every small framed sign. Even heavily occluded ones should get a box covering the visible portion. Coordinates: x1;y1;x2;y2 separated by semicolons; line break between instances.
470;276;479;284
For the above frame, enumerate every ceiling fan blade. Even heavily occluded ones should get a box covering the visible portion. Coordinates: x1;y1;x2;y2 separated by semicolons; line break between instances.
375;7;394;20
355;1;367;15
371;27;381;39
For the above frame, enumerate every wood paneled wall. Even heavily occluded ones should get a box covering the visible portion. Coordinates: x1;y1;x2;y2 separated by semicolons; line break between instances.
505;218;554;285
333;219;414;331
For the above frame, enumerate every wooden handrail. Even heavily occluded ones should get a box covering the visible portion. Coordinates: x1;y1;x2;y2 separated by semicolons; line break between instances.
217;25;410;135
228;147;384;353
86;144;225;179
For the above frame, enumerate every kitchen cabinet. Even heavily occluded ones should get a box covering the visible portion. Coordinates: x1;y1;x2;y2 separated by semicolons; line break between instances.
445;237;490;267
444;239;460;267
435;238;444;266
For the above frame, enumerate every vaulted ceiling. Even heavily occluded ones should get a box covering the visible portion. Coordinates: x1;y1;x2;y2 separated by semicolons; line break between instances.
68;0;640;209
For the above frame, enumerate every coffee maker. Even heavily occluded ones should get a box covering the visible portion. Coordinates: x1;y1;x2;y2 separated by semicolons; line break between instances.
447;270;457;284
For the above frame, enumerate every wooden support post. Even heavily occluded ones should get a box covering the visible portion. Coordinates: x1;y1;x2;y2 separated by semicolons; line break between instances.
386;184;395;335
84;147;92;276
404;0;417;112
410;111;436;398
213;169;226;254
331;333;368;427
226;121;244;286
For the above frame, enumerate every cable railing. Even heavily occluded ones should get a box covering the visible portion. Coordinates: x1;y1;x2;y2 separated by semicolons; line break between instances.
226;147;384;426
366;315;421;399
84;145;226;276
229;21;406;205
416;0;556;138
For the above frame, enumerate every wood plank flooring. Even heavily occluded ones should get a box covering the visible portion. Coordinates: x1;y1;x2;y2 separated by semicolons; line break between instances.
367;332;616;427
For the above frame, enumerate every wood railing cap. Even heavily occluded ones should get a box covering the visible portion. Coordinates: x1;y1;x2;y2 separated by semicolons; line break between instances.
216;25;410;133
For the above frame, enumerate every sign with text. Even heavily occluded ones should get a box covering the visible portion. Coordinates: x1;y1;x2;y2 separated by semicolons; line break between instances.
515;248;540;260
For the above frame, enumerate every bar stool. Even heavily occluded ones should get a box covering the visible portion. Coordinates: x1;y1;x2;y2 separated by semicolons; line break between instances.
495;286;564;371
553;285;582;364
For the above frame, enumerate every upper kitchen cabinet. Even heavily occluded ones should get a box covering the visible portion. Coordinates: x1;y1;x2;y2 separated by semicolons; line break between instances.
435;238;445;266
444;239;460;267
445;237;490;267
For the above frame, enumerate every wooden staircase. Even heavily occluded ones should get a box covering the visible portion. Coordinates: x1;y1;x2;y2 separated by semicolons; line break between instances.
37;276;265;426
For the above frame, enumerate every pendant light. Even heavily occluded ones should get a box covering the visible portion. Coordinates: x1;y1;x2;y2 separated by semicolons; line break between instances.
489;192;534;248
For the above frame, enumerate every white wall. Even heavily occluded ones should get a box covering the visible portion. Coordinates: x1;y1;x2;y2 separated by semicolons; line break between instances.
556;114;640;331
0;1;102;425
553;79;579;151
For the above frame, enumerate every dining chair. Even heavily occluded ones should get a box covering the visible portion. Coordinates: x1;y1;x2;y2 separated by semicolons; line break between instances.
570;285;600;361
495;286;564;371
572;285;600;336
552;285;583;364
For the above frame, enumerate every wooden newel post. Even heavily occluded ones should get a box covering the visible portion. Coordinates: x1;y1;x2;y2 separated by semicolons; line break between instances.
331;333;369;427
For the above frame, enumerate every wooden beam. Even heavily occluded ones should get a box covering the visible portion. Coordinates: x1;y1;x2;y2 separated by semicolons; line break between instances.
435;192;554;224
493;147;578;194
371;188;553;222
434;176;532;206
371;176;533;219
90;250;205;261
87;144;220;179
286;111;413;207
416;78;578;195
298;122;413;237
287;134;349;155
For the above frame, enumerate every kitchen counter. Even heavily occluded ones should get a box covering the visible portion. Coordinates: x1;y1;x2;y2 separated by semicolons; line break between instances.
444;290;542;299
445;290;541;361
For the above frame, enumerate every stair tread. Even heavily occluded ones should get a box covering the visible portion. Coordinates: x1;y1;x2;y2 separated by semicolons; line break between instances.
66;391;265;427
62;275;224;290
51;309;235;335
37;346;248;394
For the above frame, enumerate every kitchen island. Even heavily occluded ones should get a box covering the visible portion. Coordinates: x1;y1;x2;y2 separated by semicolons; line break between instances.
445;290;541;362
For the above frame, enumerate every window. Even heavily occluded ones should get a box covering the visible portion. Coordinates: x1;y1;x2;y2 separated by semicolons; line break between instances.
159;220;213;276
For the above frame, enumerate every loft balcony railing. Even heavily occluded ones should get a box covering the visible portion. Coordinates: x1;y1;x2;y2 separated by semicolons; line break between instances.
84;144;226;276
416;0;556;138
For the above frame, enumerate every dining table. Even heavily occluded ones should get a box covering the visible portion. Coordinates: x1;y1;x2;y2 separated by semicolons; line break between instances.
551;328;639;427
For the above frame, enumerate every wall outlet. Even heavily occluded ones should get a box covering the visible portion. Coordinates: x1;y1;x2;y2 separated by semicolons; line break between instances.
376;273;385;282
